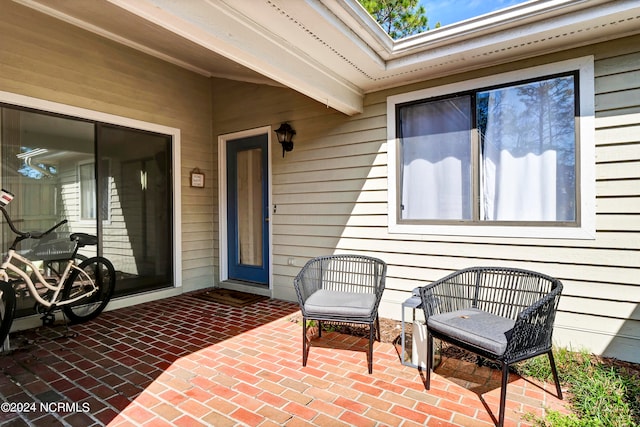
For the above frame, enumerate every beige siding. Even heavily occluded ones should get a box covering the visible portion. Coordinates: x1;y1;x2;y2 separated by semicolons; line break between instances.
0;2;215;292
213;35;640;363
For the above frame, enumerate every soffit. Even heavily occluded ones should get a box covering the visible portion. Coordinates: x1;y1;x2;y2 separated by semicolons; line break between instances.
14;0;277;85
14;0;640;116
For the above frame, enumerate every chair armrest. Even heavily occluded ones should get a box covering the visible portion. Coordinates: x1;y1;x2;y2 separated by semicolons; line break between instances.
419;269;479;317
293;269;320;307
502;282;562;362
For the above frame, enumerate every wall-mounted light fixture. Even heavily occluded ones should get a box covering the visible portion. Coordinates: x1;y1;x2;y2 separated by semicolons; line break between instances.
274;123;296;158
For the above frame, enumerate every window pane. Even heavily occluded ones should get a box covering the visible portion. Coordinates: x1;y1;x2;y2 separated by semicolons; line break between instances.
0;107;95;317
399;96;473;220
98;125;173;296
478;76;576;221
236;148;263;267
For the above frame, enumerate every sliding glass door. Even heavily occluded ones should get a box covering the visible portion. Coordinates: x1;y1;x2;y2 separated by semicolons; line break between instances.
0;106;174;316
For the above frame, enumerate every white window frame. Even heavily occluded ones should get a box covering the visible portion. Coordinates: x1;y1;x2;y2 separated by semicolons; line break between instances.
387;56;595;239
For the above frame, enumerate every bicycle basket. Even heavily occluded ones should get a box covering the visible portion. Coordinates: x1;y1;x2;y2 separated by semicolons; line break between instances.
30;237;76;261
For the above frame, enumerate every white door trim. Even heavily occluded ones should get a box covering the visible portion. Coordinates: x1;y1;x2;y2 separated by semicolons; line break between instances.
218;126;273;290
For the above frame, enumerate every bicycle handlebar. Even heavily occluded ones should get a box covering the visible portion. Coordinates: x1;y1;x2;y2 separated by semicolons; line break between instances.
0;205;68;239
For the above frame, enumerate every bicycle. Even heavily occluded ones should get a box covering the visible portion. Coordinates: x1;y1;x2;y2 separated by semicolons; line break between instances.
0;189;115;348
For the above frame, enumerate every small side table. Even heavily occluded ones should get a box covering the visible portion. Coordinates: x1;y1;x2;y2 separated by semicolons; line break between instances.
400;295;422;368
400;294;440;369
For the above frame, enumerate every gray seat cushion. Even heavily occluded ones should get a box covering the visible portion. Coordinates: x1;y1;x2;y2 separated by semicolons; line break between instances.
304;289;377;319
427;308;515;356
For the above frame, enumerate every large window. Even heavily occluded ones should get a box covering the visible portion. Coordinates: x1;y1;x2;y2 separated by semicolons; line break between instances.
387;57;595;239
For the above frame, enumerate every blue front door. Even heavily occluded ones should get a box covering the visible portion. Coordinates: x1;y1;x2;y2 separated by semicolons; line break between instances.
227;134;269;284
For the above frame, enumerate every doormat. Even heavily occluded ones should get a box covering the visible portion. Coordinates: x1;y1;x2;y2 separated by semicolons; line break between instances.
191;288;268;307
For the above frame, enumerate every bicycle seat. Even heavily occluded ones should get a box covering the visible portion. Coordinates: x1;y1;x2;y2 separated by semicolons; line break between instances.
70;233;98;247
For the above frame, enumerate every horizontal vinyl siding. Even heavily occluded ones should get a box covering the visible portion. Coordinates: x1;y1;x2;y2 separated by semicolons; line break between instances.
586;48;640;361
274;108;389;302
0;2;215;293
215;36;640;362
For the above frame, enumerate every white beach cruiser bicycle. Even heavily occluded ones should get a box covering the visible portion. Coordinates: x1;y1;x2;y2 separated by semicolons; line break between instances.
0;189;115;348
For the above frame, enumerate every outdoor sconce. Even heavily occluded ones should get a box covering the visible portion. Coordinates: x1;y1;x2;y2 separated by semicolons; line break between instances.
274;123;296;158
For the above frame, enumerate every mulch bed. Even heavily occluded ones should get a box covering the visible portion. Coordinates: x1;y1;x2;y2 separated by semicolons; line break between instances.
289;314;640;375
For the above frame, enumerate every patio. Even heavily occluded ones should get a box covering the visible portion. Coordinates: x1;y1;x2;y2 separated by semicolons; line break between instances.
0;292;567;426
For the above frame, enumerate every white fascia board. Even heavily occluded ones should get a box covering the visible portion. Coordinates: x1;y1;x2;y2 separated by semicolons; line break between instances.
387;0;640;70
331;0;606;60
392;0;583;53
317;0;393;59
325;0;640;93
107;0;364;115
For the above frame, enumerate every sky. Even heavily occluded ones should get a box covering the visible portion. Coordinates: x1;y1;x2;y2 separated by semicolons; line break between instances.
419;0;529;27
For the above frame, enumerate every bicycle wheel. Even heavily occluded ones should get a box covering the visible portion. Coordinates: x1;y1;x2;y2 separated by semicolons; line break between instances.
61;257;115;324
0;281;16;346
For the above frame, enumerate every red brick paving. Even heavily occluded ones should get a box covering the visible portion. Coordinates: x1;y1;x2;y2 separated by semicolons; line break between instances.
0;292;569;426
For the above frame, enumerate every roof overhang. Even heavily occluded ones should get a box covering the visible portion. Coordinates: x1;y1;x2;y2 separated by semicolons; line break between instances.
14;0;640;115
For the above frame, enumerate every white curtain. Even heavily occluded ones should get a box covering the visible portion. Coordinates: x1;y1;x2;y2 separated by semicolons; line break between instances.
481;84;574;222
483;144;557;221
400;97;472;220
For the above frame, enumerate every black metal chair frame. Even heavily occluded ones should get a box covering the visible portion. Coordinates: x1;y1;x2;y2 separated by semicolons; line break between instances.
293;254;387;374
418;267;563;427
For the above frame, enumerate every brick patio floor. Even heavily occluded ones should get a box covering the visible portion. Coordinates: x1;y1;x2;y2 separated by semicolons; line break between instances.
0;292;568;426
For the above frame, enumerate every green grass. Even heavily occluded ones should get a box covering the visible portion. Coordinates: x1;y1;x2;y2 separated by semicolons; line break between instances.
517;348;640;427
